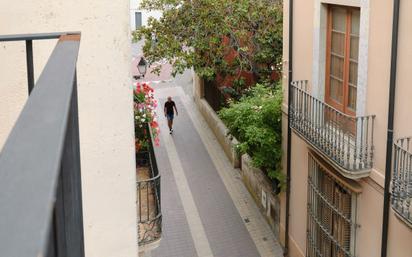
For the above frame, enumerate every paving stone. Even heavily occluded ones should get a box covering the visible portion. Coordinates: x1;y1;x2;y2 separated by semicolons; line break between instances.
146;81;283;257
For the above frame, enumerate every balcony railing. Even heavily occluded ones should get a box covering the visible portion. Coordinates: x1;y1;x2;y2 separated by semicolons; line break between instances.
290;80;375;179
391;137;412;227
136;125;162;246
0;32;84;256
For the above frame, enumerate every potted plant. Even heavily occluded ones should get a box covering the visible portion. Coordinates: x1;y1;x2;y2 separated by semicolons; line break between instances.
134;82;160;153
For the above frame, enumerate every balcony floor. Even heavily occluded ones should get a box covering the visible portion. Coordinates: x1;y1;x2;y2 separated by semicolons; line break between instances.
145;76;283;257
137;166;161;246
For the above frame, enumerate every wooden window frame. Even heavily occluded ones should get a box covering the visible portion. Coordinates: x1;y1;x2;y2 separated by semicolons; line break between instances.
325;5;359;116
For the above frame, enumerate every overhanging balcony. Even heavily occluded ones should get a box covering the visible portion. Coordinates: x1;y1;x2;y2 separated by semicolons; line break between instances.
290;80;375;179
391;137;412;227
136;125;162;248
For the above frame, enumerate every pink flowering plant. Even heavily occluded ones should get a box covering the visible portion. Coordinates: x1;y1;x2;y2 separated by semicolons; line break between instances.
134;82;160;151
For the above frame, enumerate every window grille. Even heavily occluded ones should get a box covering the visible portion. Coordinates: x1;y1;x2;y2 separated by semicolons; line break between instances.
307;154;358;257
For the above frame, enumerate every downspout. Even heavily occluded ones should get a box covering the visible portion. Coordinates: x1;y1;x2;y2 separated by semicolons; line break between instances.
381;1;400;257
284;0;293;256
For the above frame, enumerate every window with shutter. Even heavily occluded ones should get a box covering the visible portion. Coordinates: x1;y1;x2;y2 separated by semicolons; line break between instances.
307;154;357;257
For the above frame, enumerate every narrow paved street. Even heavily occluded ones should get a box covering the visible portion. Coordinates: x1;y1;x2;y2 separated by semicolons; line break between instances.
142;74;283;257
133;41;283;257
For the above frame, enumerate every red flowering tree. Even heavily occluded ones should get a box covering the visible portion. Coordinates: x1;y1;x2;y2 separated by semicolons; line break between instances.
134;83;160;152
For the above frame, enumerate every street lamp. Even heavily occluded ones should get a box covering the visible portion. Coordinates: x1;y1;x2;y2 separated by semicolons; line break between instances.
137;57;148;78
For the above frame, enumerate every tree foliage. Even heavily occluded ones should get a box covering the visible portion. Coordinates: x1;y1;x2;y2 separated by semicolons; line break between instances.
133;0;283;81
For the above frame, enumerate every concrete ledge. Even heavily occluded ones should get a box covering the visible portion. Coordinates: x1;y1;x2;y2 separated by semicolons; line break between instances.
241;154;280;238
194;98;241;168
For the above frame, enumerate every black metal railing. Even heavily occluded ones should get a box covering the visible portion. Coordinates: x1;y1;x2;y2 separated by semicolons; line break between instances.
0;32;84;257
204;79;227;112
391;137;412;226
290;80;375;178
136;125;162;246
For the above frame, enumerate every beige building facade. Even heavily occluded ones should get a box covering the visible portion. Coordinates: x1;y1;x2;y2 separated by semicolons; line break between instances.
0;1;138;256
282;0;412;257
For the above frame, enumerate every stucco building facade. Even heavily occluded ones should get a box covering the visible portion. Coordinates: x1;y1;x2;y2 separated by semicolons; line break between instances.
281;0;412;257
130;0;162;30
0;1;138;256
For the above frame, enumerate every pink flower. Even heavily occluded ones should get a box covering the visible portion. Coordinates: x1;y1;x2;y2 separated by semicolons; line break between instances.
154;137;160;146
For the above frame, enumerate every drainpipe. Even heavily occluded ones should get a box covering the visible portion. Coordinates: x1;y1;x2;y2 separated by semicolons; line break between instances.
381;1;400;257
284;0;293;256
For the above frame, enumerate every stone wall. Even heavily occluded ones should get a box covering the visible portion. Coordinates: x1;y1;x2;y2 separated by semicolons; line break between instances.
193;75;240;168
196;98;241;168
241;154;280;237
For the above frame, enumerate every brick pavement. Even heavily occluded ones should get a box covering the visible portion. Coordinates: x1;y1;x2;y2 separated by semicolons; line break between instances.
149;135;198;257
145;80;284;257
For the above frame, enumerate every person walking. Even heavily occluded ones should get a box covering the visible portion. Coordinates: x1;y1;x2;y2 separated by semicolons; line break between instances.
164;96;178;134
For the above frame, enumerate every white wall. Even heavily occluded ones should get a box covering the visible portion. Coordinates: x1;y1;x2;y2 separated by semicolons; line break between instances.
130;0;162;30
0;1;138;256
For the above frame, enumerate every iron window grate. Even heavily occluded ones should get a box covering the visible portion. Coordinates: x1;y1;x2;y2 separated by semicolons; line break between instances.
307;154;358;257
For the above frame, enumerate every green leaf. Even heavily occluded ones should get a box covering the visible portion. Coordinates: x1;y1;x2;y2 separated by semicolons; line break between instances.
133;0;283;79
218;82;283;188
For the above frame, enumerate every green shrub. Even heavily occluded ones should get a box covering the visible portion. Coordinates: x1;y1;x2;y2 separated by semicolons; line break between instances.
218;83;284;191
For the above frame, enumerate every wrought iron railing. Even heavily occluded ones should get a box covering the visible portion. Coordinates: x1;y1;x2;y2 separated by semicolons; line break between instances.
0;32;84;256
204;79;227;112
136;125;162;246
391;137;412;226
290;80;375;178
